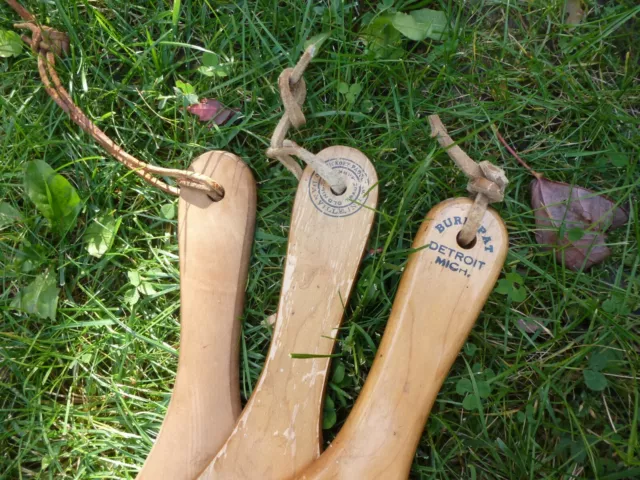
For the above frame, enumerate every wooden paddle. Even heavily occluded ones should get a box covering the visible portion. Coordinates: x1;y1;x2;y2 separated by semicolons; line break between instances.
294;197;508;480
197;146;378;480
137;151;256;480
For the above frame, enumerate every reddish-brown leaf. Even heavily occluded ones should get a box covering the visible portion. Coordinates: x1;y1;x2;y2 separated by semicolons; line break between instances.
186;98;237;125
531;178;628;270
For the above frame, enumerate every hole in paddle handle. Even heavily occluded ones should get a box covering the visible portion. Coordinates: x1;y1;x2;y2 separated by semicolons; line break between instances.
456;231;477;249
207;190;225;202
330;185;347;196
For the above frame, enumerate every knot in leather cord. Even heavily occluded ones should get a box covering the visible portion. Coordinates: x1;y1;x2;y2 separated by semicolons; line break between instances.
466;161;508;203
267;46;347;194
278;68;307;129
429;114;509;247
15;22;69;56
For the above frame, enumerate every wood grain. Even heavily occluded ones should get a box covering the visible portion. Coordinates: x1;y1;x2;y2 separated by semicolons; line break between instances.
197;146;378;480
137;151;256;480
295;197;508;480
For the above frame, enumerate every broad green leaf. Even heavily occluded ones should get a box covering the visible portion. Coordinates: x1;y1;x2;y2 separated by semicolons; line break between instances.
360;14;404;59
464;342;478;357
589;353;607;372
410;9;450;41
608;151;629;167
203;52;220;67
589;350;614;372
198;66;215;77
392;12;425;41
325;395;335;411
160;203;176;220
175;80;194;95
199;53;229;78
184;93;199;106
495;279;513;295
602;295;629;314
495;273;526;302
482;368;496;380
462;394;481;410
567;227;585;242
391;9;449;42
349;83;363;96
361;99;374;113
83;214;120;258
583;369;607;391
0;30;23;58
124;287;140;306
127;270;141;287
304;31;331;51
476;380;492;399
505;272;524;286
0;202;22;227
174;81;199;106
337;82;350;94
322;408;337;429
510;286;526;302
456;378;473;395
139;282;157;295
15;271;60;320
23;161;81;235
332;362;345;384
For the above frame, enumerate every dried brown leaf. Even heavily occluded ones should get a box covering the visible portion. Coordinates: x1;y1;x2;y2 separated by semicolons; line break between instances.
187;98;237;125
566;0;585;26
531;178;629;270
517;318;553;337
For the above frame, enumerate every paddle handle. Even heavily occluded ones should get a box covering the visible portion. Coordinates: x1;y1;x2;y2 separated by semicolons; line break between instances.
137;151;256;480
296;198;508;480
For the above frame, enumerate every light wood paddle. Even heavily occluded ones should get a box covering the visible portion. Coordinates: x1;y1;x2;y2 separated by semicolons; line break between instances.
197;145;378;479
295;197;508;480
137;151;256;480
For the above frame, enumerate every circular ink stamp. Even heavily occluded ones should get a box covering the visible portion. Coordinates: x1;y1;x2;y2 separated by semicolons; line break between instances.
308;157;371;218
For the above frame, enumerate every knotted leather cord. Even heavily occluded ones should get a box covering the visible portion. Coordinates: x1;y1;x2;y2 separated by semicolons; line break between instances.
266;46;347;194
5;0;225;200
428;115;508;246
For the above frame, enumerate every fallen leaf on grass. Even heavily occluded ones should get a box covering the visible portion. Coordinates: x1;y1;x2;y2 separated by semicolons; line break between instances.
187;98;237;126
494;129;628;271
517;318;553;337
531;179;628;270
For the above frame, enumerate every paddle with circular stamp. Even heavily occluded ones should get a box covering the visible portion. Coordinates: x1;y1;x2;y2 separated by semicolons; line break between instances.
293;116;509;480
197;48;379;480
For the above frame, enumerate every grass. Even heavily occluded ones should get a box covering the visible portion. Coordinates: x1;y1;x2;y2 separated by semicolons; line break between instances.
1;0;639;478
